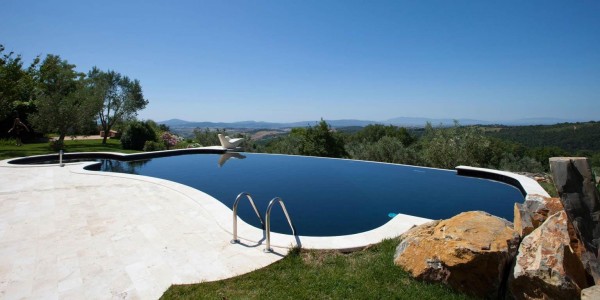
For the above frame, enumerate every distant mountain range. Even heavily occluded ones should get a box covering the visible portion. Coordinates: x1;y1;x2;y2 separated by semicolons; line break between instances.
159;117;594;129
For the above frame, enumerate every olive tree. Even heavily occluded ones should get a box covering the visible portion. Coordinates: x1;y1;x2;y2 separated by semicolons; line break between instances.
0;45;38;121
87;67;148;144
295;119;347;158
29;55;101;144
346;136;421;165
421;121;491;169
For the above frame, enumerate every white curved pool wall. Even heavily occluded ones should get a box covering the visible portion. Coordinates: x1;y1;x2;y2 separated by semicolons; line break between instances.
456;166;550;198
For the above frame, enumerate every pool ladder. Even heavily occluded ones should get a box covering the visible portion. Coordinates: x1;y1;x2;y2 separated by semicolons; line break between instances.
230;192;298;253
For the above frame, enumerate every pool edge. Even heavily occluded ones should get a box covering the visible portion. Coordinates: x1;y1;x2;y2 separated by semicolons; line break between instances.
456;166;550;198
2;153;541;251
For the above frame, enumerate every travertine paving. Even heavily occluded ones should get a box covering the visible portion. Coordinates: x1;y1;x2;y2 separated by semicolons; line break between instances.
0;163;283;299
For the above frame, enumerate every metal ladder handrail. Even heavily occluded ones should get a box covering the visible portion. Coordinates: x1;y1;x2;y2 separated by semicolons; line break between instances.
264;197;297;253
231;192;265;244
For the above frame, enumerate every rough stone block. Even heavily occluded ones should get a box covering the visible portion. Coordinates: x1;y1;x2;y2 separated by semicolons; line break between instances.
550;157;600;283
510;211;589;299
394;211;519;299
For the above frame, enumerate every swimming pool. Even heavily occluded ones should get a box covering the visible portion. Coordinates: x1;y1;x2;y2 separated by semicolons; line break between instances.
91;153;523;236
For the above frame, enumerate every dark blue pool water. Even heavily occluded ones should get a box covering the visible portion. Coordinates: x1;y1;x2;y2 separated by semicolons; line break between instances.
95;153;523;236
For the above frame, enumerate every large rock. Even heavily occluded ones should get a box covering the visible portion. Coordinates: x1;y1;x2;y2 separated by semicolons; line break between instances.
514;194;588;266
550;157;600;283
514;194;564;237
510;211;589;299
394;211;520;298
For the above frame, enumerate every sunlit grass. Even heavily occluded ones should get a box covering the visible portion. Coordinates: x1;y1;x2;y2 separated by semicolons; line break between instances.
161;239;472;300
0;138;138;160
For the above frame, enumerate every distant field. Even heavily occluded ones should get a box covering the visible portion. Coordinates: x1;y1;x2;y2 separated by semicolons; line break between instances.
250;130;287;140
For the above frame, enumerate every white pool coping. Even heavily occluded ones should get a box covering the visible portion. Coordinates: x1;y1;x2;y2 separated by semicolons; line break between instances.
456;165;551;198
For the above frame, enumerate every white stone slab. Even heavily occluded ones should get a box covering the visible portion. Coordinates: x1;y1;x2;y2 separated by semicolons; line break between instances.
456;165;551;197
0;162;280;299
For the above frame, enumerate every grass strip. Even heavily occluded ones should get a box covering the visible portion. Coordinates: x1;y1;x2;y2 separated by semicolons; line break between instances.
0;138;138;160
161;239;472;300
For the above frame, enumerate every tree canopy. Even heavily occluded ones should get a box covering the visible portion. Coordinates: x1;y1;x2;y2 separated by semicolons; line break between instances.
292;119;347;158
29;55;101;144
0;45;38;121
120;120;157;151
87;67;148;144
350;124;415;146
256;120;569;173
1;45;149;146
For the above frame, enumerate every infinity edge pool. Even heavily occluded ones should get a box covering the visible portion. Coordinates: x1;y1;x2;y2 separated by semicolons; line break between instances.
2;149;548;250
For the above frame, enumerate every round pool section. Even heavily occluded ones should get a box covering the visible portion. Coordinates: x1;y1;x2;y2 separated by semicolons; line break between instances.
90;153;524;237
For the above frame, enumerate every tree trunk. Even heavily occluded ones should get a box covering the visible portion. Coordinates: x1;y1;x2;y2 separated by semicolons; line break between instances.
101;124;110;144
58;133;66;147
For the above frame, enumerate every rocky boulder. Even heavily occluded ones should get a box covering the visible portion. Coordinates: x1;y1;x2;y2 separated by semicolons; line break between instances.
550;157;600;283
513;195;587;254
514;194;564;237
394;211;520;299
510;211;589;299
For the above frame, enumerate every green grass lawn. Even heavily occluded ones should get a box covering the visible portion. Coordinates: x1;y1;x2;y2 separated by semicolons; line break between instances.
160;239;472;300
0;138;138;160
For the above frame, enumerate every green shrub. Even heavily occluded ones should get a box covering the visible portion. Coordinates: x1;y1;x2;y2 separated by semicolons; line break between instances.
120;120;157;150
143;140;165;152
346;136;421;165
263;134;302;155
498;154;544;173
294;119;347;158
193;128;227;146
421;122;491;169
351;124;416;146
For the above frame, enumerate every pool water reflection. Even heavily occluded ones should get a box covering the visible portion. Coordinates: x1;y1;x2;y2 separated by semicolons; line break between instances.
95;153;523;236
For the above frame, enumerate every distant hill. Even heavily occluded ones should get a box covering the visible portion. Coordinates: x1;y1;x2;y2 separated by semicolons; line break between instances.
499;118;587;126
385;117;590;127
159;117;594;130
384;117;489;126
159;119;377;129
160;119;306;129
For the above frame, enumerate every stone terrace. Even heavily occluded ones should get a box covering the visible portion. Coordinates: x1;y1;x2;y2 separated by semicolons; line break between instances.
0;163;283;299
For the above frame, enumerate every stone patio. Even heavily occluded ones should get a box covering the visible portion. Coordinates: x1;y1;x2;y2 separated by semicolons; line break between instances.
0;163;283;299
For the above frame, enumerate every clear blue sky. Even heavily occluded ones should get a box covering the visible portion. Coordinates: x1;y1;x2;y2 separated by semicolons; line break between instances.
2;1;599;122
